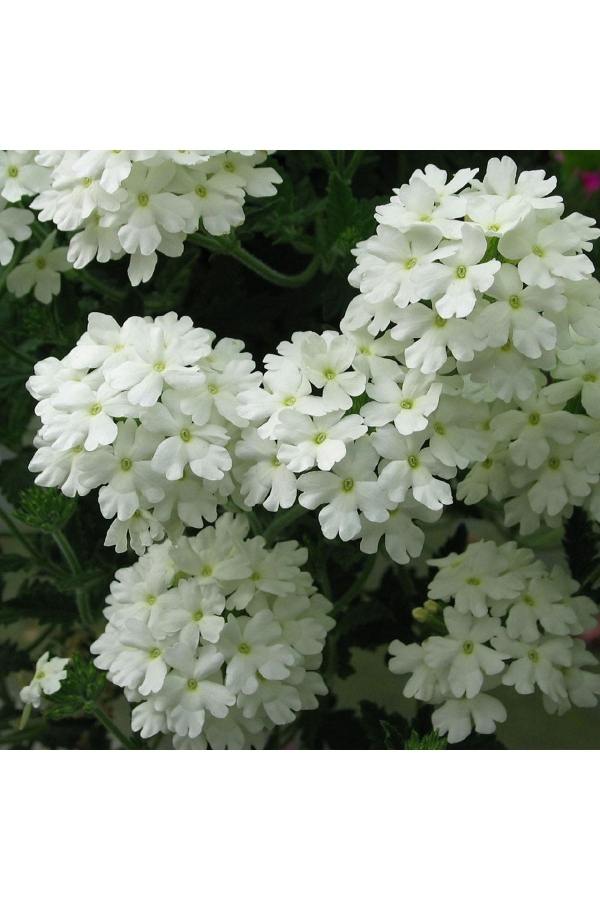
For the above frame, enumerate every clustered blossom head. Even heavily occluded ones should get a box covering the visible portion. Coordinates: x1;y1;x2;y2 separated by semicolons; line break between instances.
1;149;282;296
90;512;334;749
231;158;600;558
27;311;261;554
388;539;600;743
19;651;70;708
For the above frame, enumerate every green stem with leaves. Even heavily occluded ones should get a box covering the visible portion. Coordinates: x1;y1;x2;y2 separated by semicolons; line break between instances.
188;233;320;289
0;506;63;577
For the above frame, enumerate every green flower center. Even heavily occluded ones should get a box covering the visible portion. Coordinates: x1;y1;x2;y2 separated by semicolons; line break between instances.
315;432;327;444
271;456;281;467
35;670;46;680
523;594;535;607
137;192;149;207
149;648;162;659
180;428;191;442
434;422;445;435
250;572;261;581
462;640;475;655
466;577;481;586
146;595;157;606
73;445;84;454
237;643;251;654
207;384;218;394
195;184;207;198
528;412;540;426
508;294;521;309
90;403;102;416
407;454;419;469
405;257;418;270
83;177;93;188
420;215;433;223
434;314;447;328
342;477;354;492
324;369;336;381
121;458;133;471
528;649;540;663
224;161;235;173
187;678;198;691
35;257;47;270
488;223;500;232
7;166;19;178
201;565;213;578
583;373;597;382
400;399;413;409
548;457;560;470
154;362;166;372
482;458;493;469
193;610;204;622
456;265;467;279
284;396;296;407
532;245;544;257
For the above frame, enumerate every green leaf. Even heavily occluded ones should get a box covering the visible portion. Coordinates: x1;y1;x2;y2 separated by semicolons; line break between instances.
14;486;77;533
404;729;447;750
0;552;31;573
44;652;106;719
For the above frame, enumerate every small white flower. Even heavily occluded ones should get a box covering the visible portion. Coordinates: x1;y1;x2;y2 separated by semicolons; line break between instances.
20;652;69;708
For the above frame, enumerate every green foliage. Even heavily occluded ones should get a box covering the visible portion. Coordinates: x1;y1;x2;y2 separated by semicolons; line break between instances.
404;729;448;750
44;652;106;719
14;486;77;533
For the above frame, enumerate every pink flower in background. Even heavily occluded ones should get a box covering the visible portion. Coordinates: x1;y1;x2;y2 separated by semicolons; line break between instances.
579;171;600;196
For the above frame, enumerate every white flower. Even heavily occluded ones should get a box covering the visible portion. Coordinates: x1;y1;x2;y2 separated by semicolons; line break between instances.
362;369;442;435
6;232;71;304
157;643;235;739
412;224;500;319
300;333;366;411
499;212;594;289
373;427;455;511
0;198;33;264
275;409;367;472
297;436;388;541
219;610;296;695
234;428;298;511
431;693;507;744
0;150;50;201
19;652;69;708
423;608;506;698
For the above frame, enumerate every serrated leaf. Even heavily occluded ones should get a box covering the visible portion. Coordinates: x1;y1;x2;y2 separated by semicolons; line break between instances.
404;729;447;750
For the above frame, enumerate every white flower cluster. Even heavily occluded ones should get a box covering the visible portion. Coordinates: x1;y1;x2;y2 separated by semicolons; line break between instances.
332;157;600;539
27;311;262;554
388;540;600;743
90;512;334;749
16;149;280;287
19;651;70;708
231;159;600;558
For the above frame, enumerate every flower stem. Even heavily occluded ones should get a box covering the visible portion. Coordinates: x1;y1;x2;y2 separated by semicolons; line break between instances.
91;703;138;750
51;530;94;628
344;150;365;181
189;233;320;289
65;268;128;303
0;333;35;367
0;505;63;575
263;505;308;545
332;554;376;616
